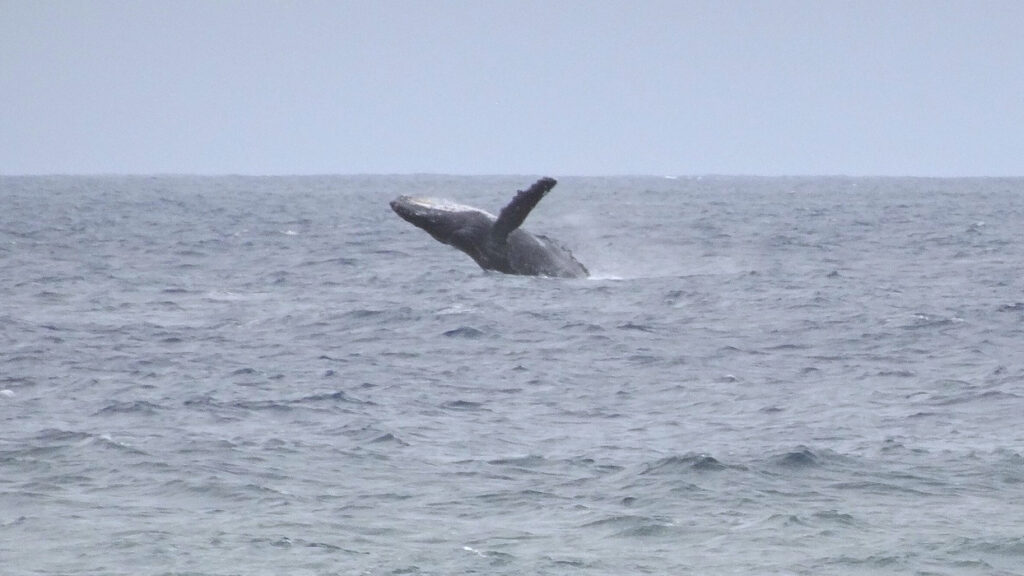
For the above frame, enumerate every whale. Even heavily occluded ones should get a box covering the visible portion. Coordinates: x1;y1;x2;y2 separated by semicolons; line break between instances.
390;177;588;278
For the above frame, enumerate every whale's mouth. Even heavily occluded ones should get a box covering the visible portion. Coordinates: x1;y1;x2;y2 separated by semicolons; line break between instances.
393;196;490;215
390;195;498;250
390;196;494;226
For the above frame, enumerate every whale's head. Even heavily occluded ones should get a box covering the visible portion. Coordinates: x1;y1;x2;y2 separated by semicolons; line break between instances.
390;196;495;251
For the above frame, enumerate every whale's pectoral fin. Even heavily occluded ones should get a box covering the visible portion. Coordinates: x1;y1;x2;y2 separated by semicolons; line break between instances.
490;177;558;243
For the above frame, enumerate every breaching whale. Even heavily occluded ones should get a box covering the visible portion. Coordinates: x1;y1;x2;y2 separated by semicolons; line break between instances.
390;177;589;278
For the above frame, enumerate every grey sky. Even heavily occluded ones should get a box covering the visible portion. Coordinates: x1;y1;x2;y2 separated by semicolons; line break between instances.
2;1;1022;176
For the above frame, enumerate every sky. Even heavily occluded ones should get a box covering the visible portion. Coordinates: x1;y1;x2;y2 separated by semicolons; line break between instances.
2;1;1022;176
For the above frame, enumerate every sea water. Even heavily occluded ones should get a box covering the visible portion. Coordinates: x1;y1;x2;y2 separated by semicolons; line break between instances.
1;175;1023;575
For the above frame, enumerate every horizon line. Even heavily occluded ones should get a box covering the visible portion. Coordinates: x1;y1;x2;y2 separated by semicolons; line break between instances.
3;172;1023;180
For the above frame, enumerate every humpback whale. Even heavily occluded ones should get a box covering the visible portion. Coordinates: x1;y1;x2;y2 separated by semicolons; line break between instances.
390;177;588;278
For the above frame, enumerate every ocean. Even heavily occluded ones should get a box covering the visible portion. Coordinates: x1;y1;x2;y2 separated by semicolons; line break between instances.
1;175;1022;575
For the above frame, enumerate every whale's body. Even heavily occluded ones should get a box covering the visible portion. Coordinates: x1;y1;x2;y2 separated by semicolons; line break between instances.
390;177;588;278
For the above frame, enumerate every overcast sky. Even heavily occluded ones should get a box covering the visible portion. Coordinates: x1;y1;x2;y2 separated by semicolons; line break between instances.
2;1;1022;176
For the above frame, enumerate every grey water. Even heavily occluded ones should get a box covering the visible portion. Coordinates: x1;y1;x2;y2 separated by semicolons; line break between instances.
1;175;1023;576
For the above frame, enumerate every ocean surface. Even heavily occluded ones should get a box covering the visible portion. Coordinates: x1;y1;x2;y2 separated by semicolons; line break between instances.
2;175;1023;576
